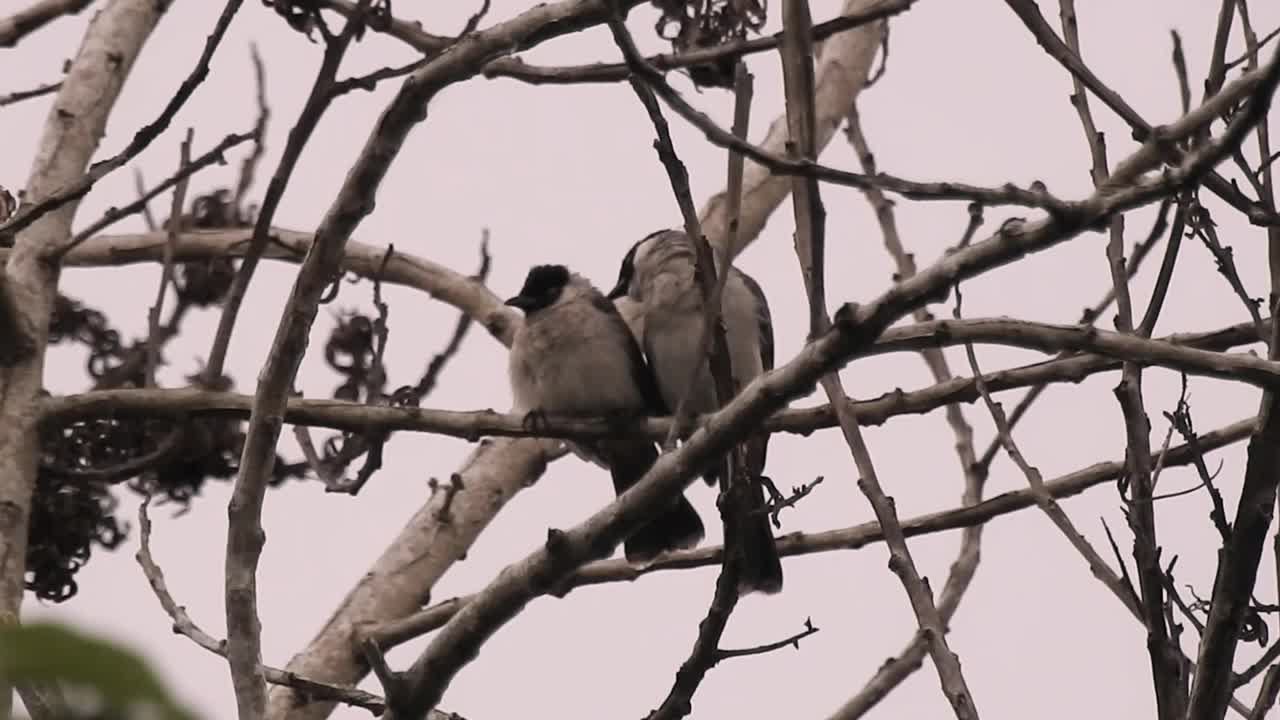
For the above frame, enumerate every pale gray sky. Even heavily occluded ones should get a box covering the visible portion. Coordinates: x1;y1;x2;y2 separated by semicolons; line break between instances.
8;0;1280;718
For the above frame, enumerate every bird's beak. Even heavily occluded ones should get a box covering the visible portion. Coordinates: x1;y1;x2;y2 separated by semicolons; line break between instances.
606;281;627;300
505;294;534;310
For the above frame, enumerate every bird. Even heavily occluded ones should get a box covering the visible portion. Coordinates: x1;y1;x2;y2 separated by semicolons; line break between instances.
608;229;784;594
505;263;705;562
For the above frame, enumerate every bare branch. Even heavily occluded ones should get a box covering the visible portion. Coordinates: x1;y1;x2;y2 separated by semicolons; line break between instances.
1249;666;1280;720
698;0;886;260
44;227;516;345
58;132;256;258
0;0;246;241
486;0;914;85
958;286;1142;621
618;48;1077;216
839;85;988;718
131;169;157;232
232;43;270;217
1003;0;1278;225
144;128;193;388
202;3;371;387
0;80;61;108
134;496;394;716
365;417;1258;653
224;4;385;714
0;2;171;715
1061;2;1186;713
0;0;91;48
37;316;1279;445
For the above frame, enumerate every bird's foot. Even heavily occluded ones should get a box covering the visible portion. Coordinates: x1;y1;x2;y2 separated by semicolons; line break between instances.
521;409;550;435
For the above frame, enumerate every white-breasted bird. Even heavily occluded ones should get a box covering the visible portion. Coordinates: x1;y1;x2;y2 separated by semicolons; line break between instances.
608;229;784;594
506;264;705;561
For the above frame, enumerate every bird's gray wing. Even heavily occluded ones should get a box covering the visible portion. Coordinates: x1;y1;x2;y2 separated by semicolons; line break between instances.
592;292;669;416
734;268;774;371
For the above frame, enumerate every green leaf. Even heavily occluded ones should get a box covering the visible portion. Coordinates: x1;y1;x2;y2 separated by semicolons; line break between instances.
0;617;196;720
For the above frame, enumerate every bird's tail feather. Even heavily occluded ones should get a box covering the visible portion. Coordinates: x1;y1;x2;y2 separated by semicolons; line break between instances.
703;434;784;594
733;486;784;594
603;440;705;562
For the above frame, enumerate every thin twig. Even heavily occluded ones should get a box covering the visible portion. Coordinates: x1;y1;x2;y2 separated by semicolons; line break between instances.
132;169;157;232
223;8;376;716
144;130;194;388
57;132;255;258
232;43;270;217
839;94;989;717
608;5;750;715
957;284;1142;621
0;0;91;47
714;618;819;661
784;0;975;714
2;0;247;242
0;80;61;107
202;4;367;386
133;495;390;715
1172;31;1191;116
1060;2;1184;712
1003;0;1277;225
1249;665;1280;720
485;0;915;85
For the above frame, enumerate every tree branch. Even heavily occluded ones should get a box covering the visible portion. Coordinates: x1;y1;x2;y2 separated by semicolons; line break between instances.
485;0;913;85
363;416;1258;654
0;0;246;242
0;0;91;48
373;56;1280;714
0;1;169;716
36;317;1276;445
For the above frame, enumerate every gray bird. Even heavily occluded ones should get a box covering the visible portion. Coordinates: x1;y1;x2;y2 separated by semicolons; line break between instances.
608;229;784;594
505;264;705;561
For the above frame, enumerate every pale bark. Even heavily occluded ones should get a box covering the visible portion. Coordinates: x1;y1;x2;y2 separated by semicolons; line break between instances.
41;227;519;345
700;0;886;261
265;438;555;719
0;0;168;715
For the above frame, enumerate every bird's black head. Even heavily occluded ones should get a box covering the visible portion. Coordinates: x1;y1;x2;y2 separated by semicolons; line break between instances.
607;229;667;299
506;264;571;314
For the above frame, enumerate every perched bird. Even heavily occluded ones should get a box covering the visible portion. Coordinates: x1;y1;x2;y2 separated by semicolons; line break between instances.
505;264;705;561
609;229;784;594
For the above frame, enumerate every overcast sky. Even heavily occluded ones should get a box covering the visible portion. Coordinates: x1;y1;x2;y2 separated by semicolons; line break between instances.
8;0;1280;718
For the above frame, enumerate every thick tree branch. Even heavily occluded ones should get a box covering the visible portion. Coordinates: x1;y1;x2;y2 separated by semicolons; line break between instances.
36;227;517;345
0;1;169;716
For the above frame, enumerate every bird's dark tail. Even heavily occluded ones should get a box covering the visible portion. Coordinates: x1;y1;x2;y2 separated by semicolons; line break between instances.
732;482;784;594
603;440;705;562
706;433;783;594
